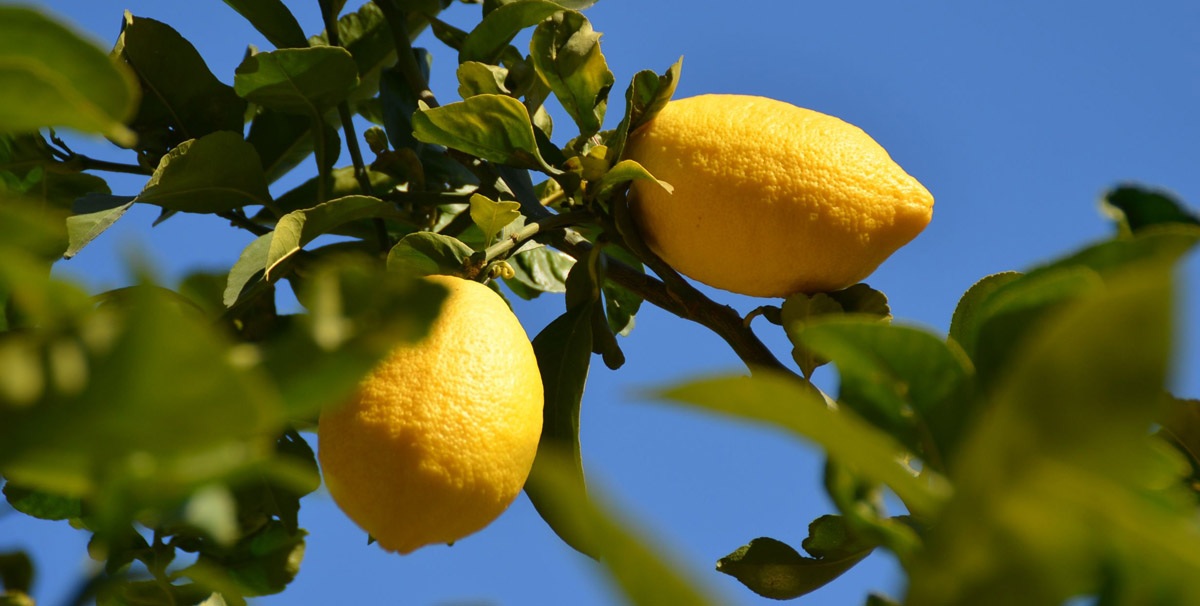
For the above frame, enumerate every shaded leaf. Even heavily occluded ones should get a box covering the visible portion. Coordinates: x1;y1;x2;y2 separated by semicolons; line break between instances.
220;0;308;49
468;193;521;245
716;536;871;600
191;522;305;597
780;292;844;377
826;284;891;318
224;233;272;307
0;552;32;594
234;47;360;116
0;6;137;144
1103;184;1199;234
266;196;400;278
460;0;565;64
608;58;681;162
655;371;950;519
2;483;81;521
378;52;431;152
947;271;1022;352
0;134;110;212
247;109;341;184
135;131;272;213
64;194;135;259
270;166;395;217
1160;398;1200;472
530;11;613;136
412;95;548;170
802;515;879;560
386;232;473;277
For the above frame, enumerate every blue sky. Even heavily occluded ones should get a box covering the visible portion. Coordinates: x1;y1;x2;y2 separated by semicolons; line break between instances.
7;1;1200;604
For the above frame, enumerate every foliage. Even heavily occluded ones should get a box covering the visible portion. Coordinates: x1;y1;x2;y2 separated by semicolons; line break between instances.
1;1;1199;605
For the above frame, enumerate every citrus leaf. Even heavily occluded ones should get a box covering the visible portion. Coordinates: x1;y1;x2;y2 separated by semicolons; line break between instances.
134;131;272;213
608;57;681;162
716;536;872;600
235;47;360;116
309;1;442;100
224;233;272;307
525;450;718;606
593;159;671;196
801;514;880;560
189;521;306;597
780;292;844;377
412;95;547;170
457;61;510;98
183;484;239;546
64;194;135;259
947;271;1022;352
247;109;341;184
112;13;245;159
270;166;395;217
1103;184;1200;234
468;193;521;246
219;0;308;49
266;195;400;278
655;371;950;519
2;483;81;521
530;11;613;136
0;135;110;213
525;304;596;558
826;283;891;318
460;0;565;64
386;232;473;277
506;245;574;297
0;6;138;144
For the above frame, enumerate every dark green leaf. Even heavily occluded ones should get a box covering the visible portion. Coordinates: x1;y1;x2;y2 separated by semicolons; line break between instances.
469;193;521;245
716;536;871;600
780;291;844;377
800;318;976;466
0;134;110;212
378;54;431;152
0;7;138;144
64;194;135;259
0;552;32;594
2;483;81;520
112;13;245;159
0;199;68;263
590;302;623;370
412;95;548;170
801;515;879;560
1103;185;1199;234
530;11;613;136
234;48;360;116
270;166;395;217
194;521;305;597
603;281;640;336
525;304;596;558
309;1;441;100
460;0;565;64
247;109;341;184
224;233;272;308
135;131;272;213
608;58;681;162
524;450;717;606
232;431;320;534
506;245;574;297
220;0;307;49
386;232;473;277
655;372;950;518
866;594;902;606
826;284;891;318
429;15;469;51
266;196;401;278
176;271;229;318
947;271;1022;352
96;581;212;606
457;61;511;97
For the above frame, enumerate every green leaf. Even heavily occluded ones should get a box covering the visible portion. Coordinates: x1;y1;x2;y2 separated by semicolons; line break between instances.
224;233;272;308
826;284;891;318
506;245;575;297
716;536;872;600
468;193;521;246
457;61;511;98
266;195;400;278
800;318;976;466
309;1;441;100
270;166;395;217
1160;398;1200;472
235;47;360;116
0;6;138;144
529;11;613;136
524;450;718;606
412;95;548;170
386;232;473;277
1103;184;1200;234
603;280;640;336
232;431;320;534
0;134;110;212
608;58;681;162
247;109;341;184
2;483;81;521
0;552;32;594
112;13;245;159
460;0;565;64
947;271;1022;352
220;0;308;49
593;159;671;196
655;371;950;519
64;194;135;259
524;304;596;558
801;514;879;559
135;131;272;213
190;521;306;597
780;292;844;377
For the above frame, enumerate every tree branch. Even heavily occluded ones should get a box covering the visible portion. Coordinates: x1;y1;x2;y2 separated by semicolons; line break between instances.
376;0;439;108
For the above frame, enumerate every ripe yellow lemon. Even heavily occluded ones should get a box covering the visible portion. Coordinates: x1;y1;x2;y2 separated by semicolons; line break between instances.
625;94;934;297
318;275;543;554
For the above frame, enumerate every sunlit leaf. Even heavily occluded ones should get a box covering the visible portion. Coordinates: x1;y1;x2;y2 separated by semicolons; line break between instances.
135;131;272;213
505;245;574;298
530;11;613;136
412;95;548;170
220;0;307;49
457;61;510;98
386;232;473;277
64;194;135;259
224;233;272;308
234;47;360;116
0;6;138;144
608;58;681;162
266;195;400;278
468;193;521;246
460;0;565;64
593;159;671;196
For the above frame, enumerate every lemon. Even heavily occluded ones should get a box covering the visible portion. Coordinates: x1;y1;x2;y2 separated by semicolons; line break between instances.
625;94;934;297
318;275;543;554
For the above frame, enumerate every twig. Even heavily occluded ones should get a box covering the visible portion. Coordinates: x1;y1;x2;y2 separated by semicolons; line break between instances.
481;210;587;263
218;210;272;237
65;155;153;176
376;0;440;108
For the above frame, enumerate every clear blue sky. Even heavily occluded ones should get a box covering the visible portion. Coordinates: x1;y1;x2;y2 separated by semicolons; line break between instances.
7;1;1200;604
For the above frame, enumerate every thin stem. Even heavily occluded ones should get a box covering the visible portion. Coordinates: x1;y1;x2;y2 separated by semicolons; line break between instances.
376;0;439;108
218;210;272;237
68;155;153;176
482;210;587;263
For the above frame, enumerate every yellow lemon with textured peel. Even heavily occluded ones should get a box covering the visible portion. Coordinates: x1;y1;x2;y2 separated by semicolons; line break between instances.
318;275;543;554
625;94;934;297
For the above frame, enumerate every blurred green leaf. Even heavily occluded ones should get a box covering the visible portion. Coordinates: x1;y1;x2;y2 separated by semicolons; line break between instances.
247;109;342;185
177;272;229;318
593;159;671;197
608;58;681;162
231;432;319;534
530;11;613;136
387;232;473;277
266;195;400;278
412;95;549;170
800;318;976;467
716;535;872;600
0;134;110;212
224;233;272;308
112;13;244;160
184;485;239;546
220;0;307;49
234;48;360;116
1103;184;1199;235
190;521;305;597
64;194;135;259
135;131;271;213
1160;398;1200;473
2;483;81;520
656;372;950;519
0;6;138;144
460;0;565;64
525;304;596;558
468;192;521;246
0;197;69;263
0;552;32;594
457;61;510;98
525;450;718;606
